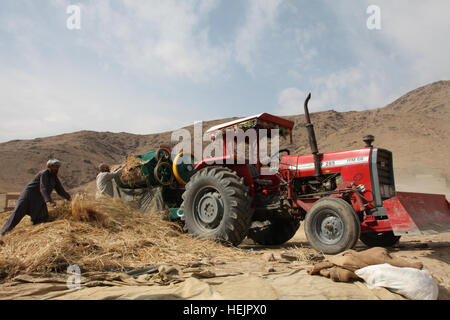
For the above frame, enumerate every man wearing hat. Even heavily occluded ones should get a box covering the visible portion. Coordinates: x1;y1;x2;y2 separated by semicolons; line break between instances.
96;163;123;199
0;159;71;236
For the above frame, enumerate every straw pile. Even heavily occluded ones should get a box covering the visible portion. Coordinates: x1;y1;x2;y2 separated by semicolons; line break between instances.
0;194;243;281
112;155;147;186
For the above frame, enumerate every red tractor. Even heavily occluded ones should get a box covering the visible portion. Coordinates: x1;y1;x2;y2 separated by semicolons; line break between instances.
180;94;450;254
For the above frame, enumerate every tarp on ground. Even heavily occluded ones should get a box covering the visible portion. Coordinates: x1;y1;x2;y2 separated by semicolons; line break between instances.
0;267;404;300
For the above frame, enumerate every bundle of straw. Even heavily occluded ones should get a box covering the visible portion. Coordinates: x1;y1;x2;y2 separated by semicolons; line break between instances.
0;194;243;281
113;156;147;186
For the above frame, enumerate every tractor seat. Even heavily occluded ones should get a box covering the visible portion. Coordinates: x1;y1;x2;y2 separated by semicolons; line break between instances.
248;165;274;186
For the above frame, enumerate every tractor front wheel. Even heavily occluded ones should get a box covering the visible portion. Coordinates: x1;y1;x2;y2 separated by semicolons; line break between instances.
304;197;360;254
181;167;253;246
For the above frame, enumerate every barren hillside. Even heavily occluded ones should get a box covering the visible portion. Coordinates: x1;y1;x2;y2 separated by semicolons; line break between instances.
1;80;449;197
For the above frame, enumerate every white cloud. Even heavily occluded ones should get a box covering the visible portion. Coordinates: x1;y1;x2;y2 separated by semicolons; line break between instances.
58;0;231;82
379;1;450;84
282;1;450;113
323;1;450;95
278;87;306;115
279;67;395;115
279;69;364;115
234;0;282;73
311;68;364;109
0;66;187;142
2;0;448;142
0;0;291;142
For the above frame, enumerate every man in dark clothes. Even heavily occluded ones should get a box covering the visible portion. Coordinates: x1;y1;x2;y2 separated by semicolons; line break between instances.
0;159;71;236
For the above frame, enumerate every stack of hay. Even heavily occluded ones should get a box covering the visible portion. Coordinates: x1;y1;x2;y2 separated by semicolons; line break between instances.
112;156;147;187
0;194;242;281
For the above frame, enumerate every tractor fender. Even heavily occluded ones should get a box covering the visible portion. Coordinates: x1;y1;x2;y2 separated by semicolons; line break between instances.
194;159;256;198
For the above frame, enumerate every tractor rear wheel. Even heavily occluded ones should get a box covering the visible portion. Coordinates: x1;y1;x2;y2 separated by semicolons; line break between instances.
181;166;253;246
360;231;401;247
304;197;360;254
248;214;300;245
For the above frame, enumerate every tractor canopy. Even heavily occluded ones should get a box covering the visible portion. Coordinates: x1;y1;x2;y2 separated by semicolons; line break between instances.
206;113;294;142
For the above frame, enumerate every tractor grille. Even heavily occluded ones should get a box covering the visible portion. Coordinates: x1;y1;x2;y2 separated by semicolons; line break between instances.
371;148;396;206
377;149;395;187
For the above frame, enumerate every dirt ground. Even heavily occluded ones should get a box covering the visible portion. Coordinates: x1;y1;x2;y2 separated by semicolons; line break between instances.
1;216;448;300
209;225;448;299
238;225;450;299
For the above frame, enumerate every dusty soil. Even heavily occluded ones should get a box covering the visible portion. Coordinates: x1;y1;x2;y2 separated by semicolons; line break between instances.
237;225;450;299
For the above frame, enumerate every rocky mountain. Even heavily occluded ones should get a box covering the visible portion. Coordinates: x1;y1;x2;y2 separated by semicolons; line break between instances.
0;80;449;197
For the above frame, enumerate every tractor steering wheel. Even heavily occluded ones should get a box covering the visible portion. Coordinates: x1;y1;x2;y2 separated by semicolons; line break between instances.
269;149;290;163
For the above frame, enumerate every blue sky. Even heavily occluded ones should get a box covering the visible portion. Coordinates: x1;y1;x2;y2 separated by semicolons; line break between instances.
0;0;449;142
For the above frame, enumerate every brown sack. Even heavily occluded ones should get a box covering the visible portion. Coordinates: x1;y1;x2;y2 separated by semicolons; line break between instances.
312;266;360;282
308;261;334;275
328;247;423;272
319;268;331;278
308;247;423;283
328;267;360;282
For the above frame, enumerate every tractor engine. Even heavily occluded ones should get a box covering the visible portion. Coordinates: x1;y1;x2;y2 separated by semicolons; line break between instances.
290;173;343;197
278;144;396;218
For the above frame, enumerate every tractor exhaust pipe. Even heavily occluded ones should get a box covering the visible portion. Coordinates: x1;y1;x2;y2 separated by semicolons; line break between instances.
304;93;322;178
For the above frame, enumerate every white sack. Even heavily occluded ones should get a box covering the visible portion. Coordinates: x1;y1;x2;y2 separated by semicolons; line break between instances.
355;263;438;300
